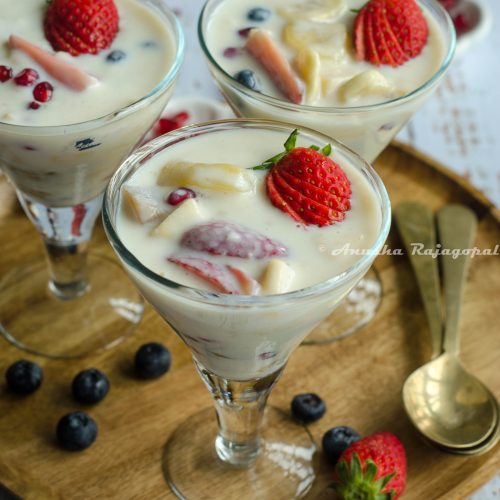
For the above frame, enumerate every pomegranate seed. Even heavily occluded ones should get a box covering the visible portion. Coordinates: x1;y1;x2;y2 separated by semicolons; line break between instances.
33;82;54;102
14;68;39;86
167;187;196;206
238;27;253;38
0;65;13;83
28;101;40;110
223;47;240;58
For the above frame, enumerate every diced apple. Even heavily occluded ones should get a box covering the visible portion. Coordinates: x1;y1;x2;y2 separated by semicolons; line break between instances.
260;259;295;295
157;161;254;193
339;70;394;103
152;199;203;238
122;185;169;223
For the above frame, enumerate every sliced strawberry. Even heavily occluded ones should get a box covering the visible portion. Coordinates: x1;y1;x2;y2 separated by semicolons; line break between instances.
378;7;410;66
245;29;304;104
266;173;306;224
180;221;288;259
227;266;260;295
364;7;380;65
8;35;94;91
370;2;396;66
354;7;367;62
168;256;243;294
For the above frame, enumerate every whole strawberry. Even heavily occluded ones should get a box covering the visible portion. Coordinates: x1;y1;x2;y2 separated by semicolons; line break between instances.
333;432;407;499
253;130;351;227
44;0;119;56
354;0;428;67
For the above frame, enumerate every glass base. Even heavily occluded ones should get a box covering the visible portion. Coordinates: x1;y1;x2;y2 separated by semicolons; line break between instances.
162;406;317;499
303;267;382;345
0;253;143;358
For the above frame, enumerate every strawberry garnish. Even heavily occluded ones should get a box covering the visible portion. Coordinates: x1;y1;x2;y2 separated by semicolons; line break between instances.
354;0;428;67
44;0;119;56
253;130;351;227
333;432;407;499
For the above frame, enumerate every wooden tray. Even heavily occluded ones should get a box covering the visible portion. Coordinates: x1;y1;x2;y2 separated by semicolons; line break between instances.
0;143;499;499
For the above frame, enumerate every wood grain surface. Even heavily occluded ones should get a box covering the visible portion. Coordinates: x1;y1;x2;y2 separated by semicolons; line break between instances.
0;144;499;500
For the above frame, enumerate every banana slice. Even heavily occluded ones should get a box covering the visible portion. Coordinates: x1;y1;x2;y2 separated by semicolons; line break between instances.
294;47;322;105
339;70;395;103
278;0;347;23
152;199;203;238
157;161;254;193
260;259;295;295
283;21;347;59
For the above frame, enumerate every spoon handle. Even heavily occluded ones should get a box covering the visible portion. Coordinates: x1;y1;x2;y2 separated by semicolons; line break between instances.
437;204;478;356
394;202;442;359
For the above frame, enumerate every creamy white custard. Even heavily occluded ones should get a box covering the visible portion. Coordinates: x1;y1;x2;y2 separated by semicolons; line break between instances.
0;0;180;206
114;126;387;379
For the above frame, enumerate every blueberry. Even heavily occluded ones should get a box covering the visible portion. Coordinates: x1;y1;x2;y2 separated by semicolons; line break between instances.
291;393;326;423
135;342;171;379
234;69;260;91
72;368;110;404
5;360;43;395
106;50;127;62
56;411;98;451
322;426;361;464
247;7;271;21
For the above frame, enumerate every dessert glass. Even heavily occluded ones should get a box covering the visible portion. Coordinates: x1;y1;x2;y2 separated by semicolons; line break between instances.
0;0;184;358
198;0;456;342
103;119;391;499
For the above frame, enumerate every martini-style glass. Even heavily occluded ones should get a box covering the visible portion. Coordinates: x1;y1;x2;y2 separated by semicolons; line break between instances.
198;0;456;343
0;0;184;358
103;120;391;499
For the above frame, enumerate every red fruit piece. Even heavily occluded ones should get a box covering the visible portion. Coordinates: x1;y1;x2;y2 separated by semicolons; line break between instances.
168;256;259;295
44;0;119;56
453;12;471;36
14;68;39;86
167;187;196;206
154;111;190;137
33;82;54;103
334;432;407;500
254;130;351;227
28;102;41;110
354;0;428;67
180;221;288;259
0;65;13;83
71;204;87;237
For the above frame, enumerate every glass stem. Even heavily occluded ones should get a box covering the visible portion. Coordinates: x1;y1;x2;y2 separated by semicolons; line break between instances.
195;359;284;467
16;192;103;300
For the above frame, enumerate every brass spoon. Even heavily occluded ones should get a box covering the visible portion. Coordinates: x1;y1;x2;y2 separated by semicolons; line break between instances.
402;205;498;449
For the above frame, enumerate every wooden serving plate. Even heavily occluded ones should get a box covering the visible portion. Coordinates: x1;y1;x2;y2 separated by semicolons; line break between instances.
0;143;499;499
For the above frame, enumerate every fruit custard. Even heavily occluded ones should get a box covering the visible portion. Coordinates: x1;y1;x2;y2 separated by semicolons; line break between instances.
0;0;179;206
202;0;452;161
116;127;385;379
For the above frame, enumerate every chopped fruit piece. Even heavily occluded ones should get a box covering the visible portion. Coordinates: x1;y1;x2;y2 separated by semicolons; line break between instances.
452;12;472;36
167;187;196;206
9;35;95;91
106;50;127;62
33;82;54;103
334;432;407;500
168;256;257;295
235;69;261;91
238;27;254;38
28;101;41;110
13;68;39;87
122;185;169;223
71;204;87;236
56;412;98;451
354;0;428;66
322;426;361;464
245;29;304;104
153;111;190;138
5;360;43;395
72;368;110;404
294;47;322;105
223;47;240;58
260;259;295;294
157;161;255;193
247;7;271;22
152;199;203;238
180;222;288;259
339;70;394;103
44;0;119;56
135;342;171;379
291;393;326;423
278;0;346;23
0;65;13;83
253;130;351;227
